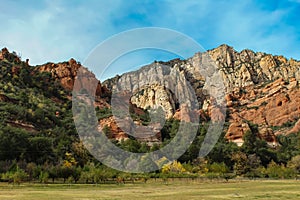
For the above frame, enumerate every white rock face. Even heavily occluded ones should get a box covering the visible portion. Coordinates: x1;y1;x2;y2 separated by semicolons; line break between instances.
131;85;175;119
111;63;199;119
207;44;300;91
104;44;300;119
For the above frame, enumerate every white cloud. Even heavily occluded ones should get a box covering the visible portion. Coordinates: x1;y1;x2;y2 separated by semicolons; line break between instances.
0;0;299;81
0;0;123;65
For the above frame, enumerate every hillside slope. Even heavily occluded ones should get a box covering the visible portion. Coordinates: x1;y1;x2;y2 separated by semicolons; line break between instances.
0;45;299;165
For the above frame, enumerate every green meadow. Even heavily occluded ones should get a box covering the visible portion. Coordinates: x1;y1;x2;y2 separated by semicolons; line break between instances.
0;179;300;200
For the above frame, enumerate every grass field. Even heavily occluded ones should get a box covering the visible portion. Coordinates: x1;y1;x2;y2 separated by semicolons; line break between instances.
0;179;300;200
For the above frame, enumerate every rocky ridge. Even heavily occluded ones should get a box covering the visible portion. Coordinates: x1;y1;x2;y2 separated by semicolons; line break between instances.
208;44;300;90
2;45;298;146
104;44;300;145
36;59;110;108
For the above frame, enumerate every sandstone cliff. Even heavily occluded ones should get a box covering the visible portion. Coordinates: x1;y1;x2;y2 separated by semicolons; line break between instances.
104;44;300;145
208;44;300;90
4;44;298;146
36;58;110;108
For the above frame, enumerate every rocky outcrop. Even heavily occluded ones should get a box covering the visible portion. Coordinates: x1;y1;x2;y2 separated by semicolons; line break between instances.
226;121;251;146
104;44;300;145
0;48;9;60
224;77;299;144
0;47;21;63
288;119;300;134
130;85;176;119
208;45;300;91
99;117;128;141
36;58;110;108
36;59;99;92
99;116;161;145
106;63;199;119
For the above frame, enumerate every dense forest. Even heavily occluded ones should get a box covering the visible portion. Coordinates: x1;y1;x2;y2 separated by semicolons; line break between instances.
0;49;300;184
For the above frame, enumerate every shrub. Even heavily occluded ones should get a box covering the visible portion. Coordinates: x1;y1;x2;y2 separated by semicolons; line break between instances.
288;155;300;174
39;171;49;184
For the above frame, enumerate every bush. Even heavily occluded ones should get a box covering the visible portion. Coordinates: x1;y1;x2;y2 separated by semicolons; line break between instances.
205;172;220;180
288;155;300;174
266;161;296;179
208;162;229;174
161;161;186;174
1;168;28;184
39;171;49;184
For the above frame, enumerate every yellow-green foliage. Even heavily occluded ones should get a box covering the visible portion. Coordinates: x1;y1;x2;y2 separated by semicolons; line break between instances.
162;160;186;173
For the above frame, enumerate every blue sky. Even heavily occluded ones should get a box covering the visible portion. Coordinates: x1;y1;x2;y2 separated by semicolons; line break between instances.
0;0;300;80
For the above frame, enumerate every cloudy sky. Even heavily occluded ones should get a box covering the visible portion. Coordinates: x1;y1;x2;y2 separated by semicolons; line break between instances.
1;0;299;80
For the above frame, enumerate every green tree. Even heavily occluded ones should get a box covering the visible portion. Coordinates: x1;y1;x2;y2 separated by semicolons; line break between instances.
58;166;73;183
277;134;300;164
242;130;276;167
0;126;29;161
48;165;59;183
28;137;53;164
232;151;248;175
245;154;263;178
12;167;28;185
79;162;96;183
39;171;49;184
207;138;239;168
26;162;37;181
120;139;141;153
72;166;82;183
288;155;300;174
208;162;229;175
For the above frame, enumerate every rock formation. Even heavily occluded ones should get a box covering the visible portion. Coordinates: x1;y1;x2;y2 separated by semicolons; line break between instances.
36;58;110;108
104;44;300;145
3;45;298;146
